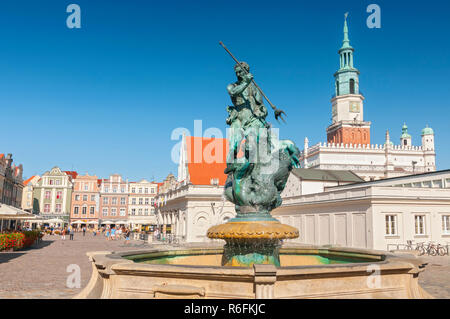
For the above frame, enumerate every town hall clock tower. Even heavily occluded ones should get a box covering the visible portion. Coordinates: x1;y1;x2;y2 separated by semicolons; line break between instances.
327;13;371;145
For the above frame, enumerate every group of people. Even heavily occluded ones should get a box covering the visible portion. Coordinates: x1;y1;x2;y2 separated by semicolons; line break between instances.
42;224;133;244
101;226;132;244
60;226;74;240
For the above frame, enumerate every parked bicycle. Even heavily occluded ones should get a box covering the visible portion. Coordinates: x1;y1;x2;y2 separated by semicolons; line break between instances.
416;242;447;256
435;243;448;256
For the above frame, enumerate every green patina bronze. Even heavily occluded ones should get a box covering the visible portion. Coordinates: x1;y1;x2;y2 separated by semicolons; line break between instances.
223;61;300;218
206;53;301;267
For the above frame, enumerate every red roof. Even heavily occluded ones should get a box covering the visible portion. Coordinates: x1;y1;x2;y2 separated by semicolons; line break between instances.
64;171;78;180
23;175;36;186
185;136;228;186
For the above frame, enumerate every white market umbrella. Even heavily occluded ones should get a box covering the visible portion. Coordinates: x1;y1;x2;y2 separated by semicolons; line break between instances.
46;218;65;223
101;221;113;225
71;220;84;224
88;221;98;224
0;204;34;218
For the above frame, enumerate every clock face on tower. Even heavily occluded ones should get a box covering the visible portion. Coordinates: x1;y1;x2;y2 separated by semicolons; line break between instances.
349;101;360;113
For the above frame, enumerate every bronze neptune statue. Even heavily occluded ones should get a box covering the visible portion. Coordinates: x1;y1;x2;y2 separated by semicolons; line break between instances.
207;43;300;267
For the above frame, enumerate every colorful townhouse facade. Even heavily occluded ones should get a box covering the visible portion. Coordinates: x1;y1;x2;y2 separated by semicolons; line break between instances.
0;153;24;208
32;167;77;224
21;175;40;213
70;173;100;228
128;179;158;228
98;174;129;226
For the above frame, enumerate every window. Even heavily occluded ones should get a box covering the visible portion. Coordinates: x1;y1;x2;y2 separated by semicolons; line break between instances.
145;198;149;205
91;195;95;201
75;195;80;201
443;215;450;234
144;188;148;193
120;197;126;205
84;184;89;191
110;208;117;216
132;198;136;205
112;197;117;205
83;195;88;201
102;208;108;216
45;191;51;199
432;180;442;188
103;197;108;205
151;198;155;206
131;188;136;193
121;187;125;193
90;206;95;215
131;208;136;216
349;79;355;94
55;204;62;213
119;208;126;216
138;208;142;215
104;187;109;193
138;188;142;193
44;204;50;213
55;179;61;185
151;188;155;194
139;198;143;205
82;206;87;215
74;206;79;215
49;180;53;185
144;208;148;215
113;188;117;193
385;215;397;235
415;215;426;235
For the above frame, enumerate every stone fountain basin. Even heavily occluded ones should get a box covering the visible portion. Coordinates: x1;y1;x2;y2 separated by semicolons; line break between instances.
76;243;433;299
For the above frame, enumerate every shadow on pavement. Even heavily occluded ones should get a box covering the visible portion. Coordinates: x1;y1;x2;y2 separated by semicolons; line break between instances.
0;252;26;263
21;239;55;251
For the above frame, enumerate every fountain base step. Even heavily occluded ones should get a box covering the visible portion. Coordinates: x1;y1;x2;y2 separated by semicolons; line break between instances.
208;220;299;267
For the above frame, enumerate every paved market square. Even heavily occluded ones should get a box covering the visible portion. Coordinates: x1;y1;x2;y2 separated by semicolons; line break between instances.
0;234;449;299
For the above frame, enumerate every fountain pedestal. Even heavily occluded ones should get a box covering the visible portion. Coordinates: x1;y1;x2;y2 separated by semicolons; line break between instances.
207;215;299;267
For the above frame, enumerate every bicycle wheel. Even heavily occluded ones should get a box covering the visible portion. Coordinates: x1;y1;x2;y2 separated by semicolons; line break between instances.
428;247;437;256
437;247;446;256
418;247;426;256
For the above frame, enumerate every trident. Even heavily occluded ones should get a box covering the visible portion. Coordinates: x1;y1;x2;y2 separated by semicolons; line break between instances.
219;41;287;123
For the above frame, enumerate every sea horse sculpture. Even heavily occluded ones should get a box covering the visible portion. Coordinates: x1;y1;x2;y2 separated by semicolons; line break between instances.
207;62;300;267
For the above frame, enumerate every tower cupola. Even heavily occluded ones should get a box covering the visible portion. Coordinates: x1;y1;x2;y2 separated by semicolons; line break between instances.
400;123;412;147
335;12;360;97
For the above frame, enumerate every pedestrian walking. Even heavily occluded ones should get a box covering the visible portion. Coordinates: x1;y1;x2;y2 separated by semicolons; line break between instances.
82;226;86;237
125;228;131;245
68;226;74;240
61;228;66;240
110;227;116;240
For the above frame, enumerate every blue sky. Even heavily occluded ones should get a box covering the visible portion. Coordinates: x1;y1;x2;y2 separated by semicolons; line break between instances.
1;0;449;181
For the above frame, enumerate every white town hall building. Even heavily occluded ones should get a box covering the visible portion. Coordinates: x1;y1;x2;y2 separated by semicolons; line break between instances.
300;15;436;181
